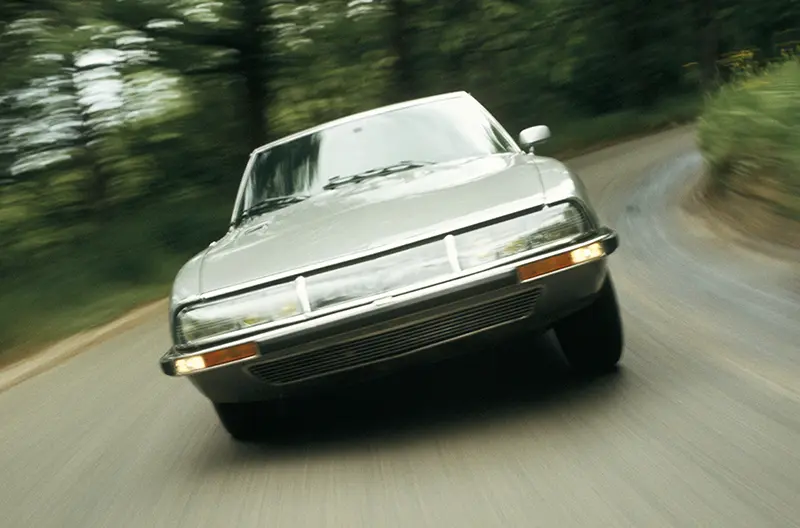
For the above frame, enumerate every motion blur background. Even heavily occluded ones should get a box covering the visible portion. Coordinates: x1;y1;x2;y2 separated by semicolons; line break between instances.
3;3;800;527
1;0;798;364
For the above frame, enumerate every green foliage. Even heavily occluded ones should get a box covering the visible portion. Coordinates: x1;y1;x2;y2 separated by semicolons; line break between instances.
1;0;797;355
698;59;800;219
0;195;231;351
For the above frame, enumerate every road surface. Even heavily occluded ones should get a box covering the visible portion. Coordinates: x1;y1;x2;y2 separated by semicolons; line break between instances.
2;127;799;527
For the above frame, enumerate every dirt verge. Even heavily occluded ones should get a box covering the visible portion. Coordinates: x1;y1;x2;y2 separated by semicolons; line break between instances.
683;169;800;260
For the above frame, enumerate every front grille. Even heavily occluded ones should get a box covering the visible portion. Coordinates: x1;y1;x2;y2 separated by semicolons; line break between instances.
247;287;543;385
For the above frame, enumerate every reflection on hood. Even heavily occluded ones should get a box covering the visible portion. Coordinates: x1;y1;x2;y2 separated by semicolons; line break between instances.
199;153;551;293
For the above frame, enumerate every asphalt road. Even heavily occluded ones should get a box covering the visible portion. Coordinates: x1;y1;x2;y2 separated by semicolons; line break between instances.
2;127;799;528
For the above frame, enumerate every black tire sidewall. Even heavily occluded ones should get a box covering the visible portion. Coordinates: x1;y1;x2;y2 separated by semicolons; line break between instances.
553;272;624;374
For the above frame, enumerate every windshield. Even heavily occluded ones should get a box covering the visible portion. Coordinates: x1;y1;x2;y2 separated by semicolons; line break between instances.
235;95;517;221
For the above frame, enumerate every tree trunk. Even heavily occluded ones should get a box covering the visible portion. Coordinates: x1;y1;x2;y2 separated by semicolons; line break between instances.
697;0;719;91
441;0;479;92
387;0;418;103
238;0;271;150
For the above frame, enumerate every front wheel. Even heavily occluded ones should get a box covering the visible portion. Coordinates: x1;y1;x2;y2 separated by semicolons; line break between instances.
213;401;279;442
553;273;624;375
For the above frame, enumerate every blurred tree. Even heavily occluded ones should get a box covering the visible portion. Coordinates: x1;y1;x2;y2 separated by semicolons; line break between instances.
2;0;799;283
386;0;419;103
0;2;126;219
102;0;279;150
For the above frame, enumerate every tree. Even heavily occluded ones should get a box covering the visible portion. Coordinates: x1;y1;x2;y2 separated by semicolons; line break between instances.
103;0;279;149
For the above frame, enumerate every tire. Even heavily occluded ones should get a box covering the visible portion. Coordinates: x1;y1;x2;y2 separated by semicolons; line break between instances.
553;273;624;375
213;401;274;442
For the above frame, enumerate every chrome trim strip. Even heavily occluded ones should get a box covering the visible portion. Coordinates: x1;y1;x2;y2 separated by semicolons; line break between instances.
295;276;311;314
443;234;461;273
168;231;614;368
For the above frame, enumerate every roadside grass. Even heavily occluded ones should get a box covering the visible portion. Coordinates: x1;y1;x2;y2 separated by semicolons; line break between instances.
0;197;231;365
0;94;703;365
697;60;800;232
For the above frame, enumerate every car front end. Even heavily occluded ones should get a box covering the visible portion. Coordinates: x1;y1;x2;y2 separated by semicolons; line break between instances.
159;91;626;440
160;198;619;403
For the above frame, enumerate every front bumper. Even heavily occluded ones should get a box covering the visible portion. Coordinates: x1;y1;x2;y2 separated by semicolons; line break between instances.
160;228;619;403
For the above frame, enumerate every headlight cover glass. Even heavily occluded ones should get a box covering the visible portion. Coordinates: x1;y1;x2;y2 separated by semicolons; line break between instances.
305;241;453;311
455;202;588;269
176;281;302;345
174;203;588;345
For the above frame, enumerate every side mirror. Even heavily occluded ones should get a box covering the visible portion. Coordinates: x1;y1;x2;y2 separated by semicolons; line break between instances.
519;125;551;153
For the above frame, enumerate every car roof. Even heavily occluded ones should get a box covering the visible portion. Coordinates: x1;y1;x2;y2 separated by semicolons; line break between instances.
250;91;474;155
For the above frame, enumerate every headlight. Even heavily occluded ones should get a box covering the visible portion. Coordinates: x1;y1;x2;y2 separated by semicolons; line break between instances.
174;203;588;344
455;202;588;269
306;241;452;311
176;281;302;345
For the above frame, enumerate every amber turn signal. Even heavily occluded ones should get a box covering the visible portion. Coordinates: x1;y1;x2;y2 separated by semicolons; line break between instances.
174;342;259;375
517;242;605;282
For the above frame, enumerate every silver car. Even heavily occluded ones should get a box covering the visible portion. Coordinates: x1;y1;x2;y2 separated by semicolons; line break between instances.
160;91;623;441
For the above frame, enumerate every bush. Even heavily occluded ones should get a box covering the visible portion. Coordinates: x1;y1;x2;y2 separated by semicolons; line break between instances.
698;60;800;220
535;94;702;158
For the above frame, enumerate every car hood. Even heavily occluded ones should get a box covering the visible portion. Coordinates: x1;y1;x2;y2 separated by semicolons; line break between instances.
197;153;555;293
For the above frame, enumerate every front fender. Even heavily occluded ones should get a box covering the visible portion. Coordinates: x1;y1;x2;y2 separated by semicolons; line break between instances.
532;157;602;227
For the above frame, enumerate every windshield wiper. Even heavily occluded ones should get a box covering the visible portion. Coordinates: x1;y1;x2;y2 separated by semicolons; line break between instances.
324;160;432;190
243;195;309;219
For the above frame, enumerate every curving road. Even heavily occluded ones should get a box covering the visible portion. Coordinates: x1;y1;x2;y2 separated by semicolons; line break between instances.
2;127;799;528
